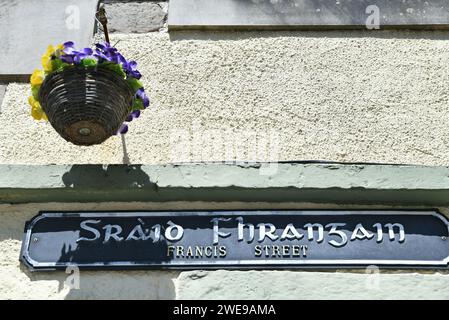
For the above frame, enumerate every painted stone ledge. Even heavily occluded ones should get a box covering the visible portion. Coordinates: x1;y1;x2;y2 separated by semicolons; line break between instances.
0;162;449;205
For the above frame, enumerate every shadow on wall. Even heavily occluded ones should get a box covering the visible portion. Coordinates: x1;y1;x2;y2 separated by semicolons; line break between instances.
15;164;178;299
169;29;449;41
62;164;156;189
20;264;179;299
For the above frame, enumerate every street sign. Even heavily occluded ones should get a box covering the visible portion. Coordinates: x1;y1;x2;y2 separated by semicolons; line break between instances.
21;210;449;270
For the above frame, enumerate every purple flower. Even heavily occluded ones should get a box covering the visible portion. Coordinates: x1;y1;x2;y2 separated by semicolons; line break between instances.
94;42;120;63
136;88;150;108
95;43;108;51
126;110;141;122
117;123;129;134
93;48;109;61
60;41;76;64
60;43;97;65
60;55;74;64
63;41;75;53
94;42;142;79
123;60;142;79
73;48;97;64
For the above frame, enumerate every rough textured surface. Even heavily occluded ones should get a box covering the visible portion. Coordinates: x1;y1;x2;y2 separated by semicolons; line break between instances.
2;31;449;165
1;202;449;299
0;202;180;300
105;2;167;33
177;269;449;300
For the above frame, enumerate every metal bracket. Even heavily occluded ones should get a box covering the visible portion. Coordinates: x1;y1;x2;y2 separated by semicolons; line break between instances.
95;3;110;44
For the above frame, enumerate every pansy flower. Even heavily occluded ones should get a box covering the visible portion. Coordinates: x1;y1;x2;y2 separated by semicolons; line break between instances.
74;48;98;65
117;123;129;134
41;44;64;73
136;88;150;108
60;41;77;64
123;61;142;79
30;69;44;87
126;110;141;122
28;96;48;121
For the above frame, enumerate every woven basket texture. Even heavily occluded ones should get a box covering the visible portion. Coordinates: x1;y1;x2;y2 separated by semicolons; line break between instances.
39;66;134;146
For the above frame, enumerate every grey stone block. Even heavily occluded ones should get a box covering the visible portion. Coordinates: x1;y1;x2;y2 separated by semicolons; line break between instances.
104;0;167;3
0;0;99;81
0;84;6;113
168;0;449;30
105;2;167;33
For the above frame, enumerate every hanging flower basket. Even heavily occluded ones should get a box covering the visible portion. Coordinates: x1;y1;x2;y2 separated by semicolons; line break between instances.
28;42;150;146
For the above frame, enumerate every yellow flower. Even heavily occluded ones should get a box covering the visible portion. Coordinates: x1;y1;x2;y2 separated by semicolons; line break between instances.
28;95;37;107
28;96;48;121
30;69;44;86
41;44;63;73
41;55;52;73
31;105;48;121
45;44;63;56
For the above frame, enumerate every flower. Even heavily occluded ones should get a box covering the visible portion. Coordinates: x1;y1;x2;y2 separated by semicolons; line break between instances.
123;60;142;79
73;48;96;64
31;105;48;121
28;96;48;121
136;88;150;108
60;41;76;64
126;110;141;122
94;43;142;79
94;43;119;63
117;123;129;134
41;44;64;73
30;69;44;86
62;41;75;53
41;55;52;73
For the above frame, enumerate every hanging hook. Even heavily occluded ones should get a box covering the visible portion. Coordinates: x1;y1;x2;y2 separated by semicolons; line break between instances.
96;4;110;44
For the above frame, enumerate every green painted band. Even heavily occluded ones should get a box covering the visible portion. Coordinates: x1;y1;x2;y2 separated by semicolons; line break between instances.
0;163;447;204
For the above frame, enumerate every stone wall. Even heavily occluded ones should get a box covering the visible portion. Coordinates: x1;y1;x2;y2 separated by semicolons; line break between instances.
104;1;168;33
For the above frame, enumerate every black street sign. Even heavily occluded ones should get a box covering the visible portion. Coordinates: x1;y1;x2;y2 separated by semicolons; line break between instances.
20;210;449;270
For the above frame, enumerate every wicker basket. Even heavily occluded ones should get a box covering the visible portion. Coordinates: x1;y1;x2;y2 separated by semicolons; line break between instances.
39;66;134;146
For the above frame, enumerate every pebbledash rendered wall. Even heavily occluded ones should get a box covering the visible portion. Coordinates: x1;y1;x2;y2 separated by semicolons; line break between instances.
2;30;449;165
2;3;449;299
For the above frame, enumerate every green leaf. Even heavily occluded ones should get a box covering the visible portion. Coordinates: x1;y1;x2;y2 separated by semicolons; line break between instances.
31;86;40;101
100;62;126;78
81;58;98;67
51;58;66;72
131;98;144;111
127;77;144;92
